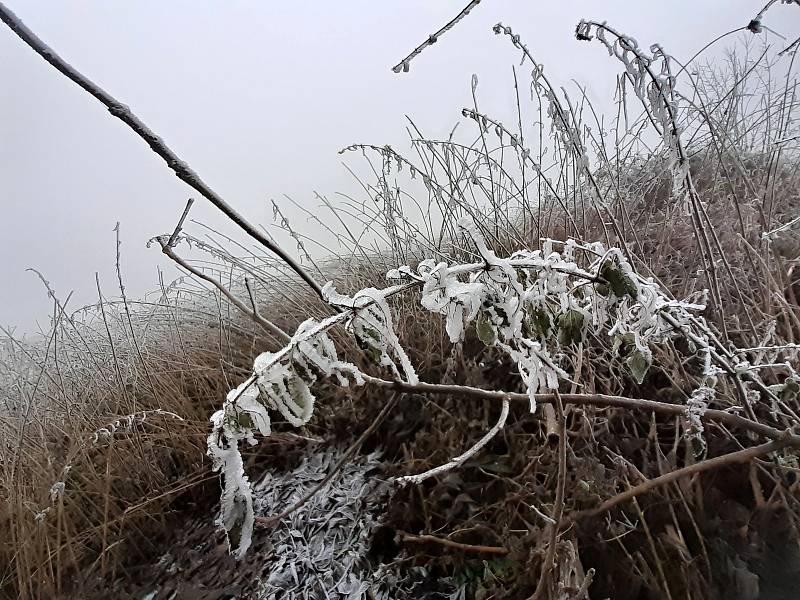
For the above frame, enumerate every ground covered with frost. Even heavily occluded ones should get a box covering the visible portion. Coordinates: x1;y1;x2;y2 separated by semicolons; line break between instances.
128;447;464;600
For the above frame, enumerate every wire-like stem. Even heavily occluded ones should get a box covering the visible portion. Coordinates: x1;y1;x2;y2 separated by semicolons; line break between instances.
391;0;484;73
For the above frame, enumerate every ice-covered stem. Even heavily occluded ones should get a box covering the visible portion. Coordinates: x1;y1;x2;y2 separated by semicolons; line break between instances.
391;0;484;73
491;22;627;249
396;398;510;485
575;20;736;337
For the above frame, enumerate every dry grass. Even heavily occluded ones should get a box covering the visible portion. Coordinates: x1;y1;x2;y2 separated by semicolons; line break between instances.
3;10;800;600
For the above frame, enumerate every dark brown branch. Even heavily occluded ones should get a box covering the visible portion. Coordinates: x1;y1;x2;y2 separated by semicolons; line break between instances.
360;374;800;450
398;531;508;555
0;2;326;302
569;435;791;521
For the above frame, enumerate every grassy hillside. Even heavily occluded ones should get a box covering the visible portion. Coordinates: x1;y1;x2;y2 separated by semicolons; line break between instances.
3;4;800;598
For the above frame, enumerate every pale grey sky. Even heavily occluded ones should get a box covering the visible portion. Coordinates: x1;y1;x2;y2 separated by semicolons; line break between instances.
2;1;797;331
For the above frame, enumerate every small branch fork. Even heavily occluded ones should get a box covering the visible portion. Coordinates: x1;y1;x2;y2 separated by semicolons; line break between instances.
0;2;326;302
156;199;291;342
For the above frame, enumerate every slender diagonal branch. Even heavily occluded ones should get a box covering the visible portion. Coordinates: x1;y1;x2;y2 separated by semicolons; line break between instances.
0;2;326;302
391;0;484;73
156;236;290;342
399;531;509;555
569;435;790;521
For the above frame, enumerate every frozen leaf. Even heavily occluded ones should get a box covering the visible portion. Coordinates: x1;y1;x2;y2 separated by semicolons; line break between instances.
524;305;551;339
558;309;585;345
626;349;651;384
599;259;638;299
476;311;497;346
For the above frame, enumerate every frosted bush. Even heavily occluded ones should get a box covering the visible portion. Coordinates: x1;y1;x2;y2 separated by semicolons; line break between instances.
208;218;748;557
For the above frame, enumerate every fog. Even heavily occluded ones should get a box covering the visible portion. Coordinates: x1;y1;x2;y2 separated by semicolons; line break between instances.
2;0;796;331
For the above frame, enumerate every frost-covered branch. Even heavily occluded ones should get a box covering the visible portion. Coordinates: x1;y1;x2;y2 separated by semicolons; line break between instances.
206;217;796;557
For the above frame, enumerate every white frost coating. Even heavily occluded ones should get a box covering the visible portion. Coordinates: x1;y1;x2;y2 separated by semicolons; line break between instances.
396;398;510;486
208;217;725;556
500;340;567;413
208;315;363;558
417;259;484;343
324;283;418;384
207;409;255;559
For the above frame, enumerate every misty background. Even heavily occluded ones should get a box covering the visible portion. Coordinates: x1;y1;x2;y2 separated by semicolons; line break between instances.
2;0;798;332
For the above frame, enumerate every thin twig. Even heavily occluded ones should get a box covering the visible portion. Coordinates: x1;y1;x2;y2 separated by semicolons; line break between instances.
391;0;484;73
167;198;194;248
244;278;262;320
531;389;567;600
0;2;326;302
399;531;508;555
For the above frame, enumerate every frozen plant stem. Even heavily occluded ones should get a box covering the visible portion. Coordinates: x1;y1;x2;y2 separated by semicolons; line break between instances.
361;375;800;451
0;2;327;303
532;389;567;600
391;0;484;73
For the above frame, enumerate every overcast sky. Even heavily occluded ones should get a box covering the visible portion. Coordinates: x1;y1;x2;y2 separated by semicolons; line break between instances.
2;1;798;332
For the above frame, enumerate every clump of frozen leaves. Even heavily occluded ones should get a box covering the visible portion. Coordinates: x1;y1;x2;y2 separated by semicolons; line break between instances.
392;219;703;411
209;217;725;557
207;317;363;557
247;447;464;599
252;447;389;599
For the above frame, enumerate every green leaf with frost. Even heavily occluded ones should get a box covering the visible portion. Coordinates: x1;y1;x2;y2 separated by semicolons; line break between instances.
612;332;637;355
599;259;638;299
525;306;551;339
236;412;253;429
626;350;651;384
287;375;309;411
557;309;585;345
476;311;497;346
355;327;383;363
